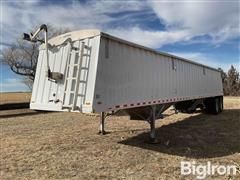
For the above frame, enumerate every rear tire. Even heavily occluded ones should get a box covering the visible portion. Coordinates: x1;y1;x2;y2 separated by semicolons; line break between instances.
212;98;220;115
204;97;221;115
204;98;213;114
219;96;223;112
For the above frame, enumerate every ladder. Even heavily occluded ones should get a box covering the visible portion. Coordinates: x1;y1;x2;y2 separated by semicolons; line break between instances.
62;41;91;110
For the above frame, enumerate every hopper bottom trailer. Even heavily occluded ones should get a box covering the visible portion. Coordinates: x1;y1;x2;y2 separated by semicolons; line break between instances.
23;25;223;142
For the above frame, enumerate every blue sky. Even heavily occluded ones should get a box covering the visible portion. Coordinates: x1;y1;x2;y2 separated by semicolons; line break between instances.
0;0;239;92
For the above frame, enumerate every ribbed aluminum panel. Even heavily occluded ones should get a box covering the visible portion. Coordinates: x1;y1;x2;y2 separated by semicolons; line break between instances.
93;37;223;112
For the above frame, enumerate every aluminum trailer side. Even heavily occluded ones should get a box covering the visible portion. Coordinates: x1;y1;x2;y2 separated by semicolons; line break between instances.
26;27;223;142
94;35;222;112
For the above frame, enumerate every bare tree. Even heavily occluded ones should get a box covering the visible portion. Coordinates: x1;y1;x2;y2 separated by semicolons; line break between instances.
0;25;70;89
218;68;228;95
218;66;240;96
227;65;240;96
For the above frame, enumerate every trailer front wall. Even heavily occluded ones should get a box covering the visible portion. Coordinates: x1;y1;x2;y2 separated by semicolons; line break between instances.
93;36;223;112
30;36;101;112
31;43;71;111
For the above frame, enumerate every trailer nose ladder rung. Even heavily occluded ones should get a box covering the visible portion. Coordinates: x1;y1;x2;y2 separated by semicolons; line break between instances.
66;77;77;80
84;45;91;50
62;42;91;110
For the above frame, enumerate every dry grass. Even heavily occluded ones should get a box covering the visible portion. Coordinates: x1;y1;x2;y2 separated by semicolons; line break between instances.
0;92;31;105
0;96;239;179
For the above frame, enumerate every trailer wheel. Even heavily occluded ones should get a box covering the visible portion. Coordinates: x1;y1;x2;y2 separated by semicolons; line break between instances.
204;98;212;114
219;96;223;112
204;97;220;114
212;98;220;115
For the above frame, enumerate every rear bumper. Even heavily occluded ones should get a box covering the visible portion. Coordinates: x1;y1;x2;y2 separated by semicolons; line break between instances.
30;103;94;113
30;103;63;112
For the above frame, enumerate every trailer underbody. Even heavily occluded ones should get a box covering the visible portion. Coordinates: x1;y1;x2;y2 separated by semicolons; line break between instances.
99;96;223;142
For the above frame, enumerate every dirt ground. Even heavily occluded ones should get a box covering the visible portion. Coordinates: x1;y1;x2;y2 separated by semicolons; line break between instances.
0;92;31;104
0;96;239;179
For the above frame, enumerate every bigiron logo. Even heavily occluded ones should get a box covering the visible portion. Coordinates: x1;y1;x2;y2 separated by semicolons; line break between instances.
180;161;238;179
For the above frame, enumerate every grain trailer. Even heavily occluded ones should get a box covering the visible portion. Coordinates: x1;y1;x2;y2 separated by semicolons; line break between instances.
23;25;223;142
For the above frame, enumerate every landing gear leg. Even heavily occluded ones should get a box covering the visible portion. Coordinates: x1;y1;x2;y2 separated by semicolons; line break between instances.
99;112;106;135
149;105;157;143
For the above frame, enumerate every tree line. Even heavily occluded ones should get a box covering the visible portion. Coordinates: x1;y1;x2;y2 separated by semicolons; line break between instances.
218;66;240;96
